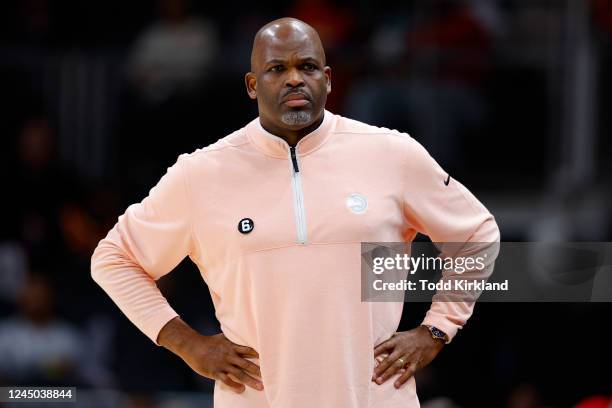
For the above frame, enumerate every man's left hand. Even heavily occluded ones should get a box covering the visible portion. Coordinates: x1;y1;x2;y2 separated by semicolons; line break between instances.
372;325;445;389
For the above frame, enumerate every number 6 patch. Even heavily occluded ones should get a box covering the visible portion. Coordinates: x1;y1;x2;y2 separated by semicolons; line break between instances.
238;218;254;234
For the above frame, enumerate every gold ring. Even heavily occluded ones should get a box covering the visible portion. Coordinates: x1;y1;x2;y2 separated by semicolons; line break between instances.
397;358;405;367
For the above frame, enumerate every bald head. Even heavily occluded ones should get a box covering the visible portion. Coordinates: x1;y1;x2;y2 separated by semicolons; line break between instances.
251;18;326;71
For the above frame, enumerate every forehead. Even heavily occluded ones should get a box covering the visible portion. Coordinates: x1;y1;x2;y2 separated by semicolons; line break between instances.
257;31;323;63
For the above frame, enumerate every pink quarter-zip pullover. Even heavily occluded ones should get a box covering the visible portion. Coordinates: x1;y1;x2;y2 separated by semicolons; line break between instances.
91;110;500;407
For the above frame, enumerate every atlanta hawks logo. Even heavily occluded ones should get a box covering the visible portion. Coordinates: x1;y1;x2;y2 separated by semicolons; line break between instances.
346;193;368;214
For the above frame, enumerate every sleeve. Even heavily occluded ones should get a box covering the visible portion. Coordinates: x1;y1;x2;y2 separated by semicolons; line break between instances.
401;137;500;342
91;154;194;345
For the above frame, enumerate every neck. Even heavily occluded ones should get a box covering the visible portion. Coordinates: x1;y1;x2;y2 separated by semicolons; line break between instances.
260;111;325;147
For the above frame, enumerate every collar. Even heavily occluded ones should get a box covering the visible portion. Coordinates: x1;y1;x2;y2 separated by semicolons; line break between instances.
246;110;335;158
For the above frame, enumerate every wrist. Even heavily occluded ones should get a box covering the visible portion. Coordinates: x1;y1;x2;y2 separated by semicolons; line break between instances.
420;324;448;346
157;317;200;357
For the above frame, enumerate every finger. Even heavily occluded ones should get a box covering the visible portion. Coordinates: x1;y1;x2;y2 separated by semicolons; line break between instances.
372;351;404;382
373;339;395;357
375;358;406;385
218;372;245;393
227;365;264;391
230;355;262;378
233;344;259;358
375;353;388;366
394;361;418;389
372;349;401;379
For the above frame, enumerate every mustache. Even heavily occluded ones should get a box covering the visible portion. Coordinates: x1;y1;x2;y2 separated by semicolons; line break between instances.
281;88;312;101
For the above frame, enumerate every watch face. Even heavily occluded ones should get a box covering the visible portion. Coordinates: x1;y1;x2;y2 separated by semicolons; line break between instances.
431;327;445;338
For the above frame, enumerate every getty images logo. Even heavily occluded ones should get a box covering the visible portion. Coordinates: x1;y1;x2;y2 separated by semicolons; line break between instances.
346;193;368;214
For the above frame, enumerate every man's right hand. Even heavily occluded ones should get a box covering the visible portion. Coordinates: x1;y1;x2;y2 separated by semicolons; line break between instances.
157;317;263;393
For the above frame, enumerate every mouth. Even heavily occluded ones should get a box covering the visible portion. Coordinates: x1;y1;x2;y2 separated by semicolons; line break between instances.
282;92;310;108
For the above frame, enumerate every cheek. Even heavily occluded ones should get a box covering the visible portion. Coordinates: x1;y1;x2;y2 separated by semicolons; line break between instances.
308;77;329;101
258;80;280;104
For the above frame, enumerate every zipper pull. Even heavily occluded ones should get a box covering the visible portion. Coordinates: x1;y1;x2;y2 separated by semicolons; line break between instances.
290;146;299;173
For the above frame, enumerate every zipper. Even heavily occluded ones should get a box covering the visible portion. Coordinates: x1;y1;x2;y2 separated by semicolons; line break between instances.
289;146;307;244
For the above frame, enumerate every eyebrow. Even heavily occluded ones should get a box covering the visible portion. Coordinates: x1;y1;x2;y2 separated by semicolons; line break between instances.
264;57;320;66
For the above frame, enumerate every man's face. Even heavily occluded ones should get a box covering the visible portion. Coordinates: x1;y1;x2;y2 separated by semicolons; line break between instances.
246;26;331;133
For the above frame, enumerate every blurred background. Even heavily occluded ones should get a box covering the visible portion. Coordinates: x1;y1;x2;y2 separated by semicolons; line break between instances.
0;0;611;407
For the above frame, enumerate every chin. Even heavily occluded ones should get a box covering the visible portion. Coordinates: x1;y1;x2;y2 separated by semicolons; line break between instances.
280;109;314;127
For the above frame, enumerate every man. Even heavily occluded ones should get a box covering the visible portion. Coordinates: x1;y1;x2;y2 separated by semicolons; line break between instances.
91;18;500;407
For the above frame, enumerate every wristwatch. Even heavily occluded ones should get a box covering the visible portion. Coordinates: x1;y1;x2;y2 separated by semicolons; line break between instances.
422;325;449;344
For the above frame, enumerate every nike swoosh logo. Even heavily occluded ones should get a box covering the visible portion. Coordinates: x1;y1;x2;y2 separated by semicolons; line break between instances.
444;174;450;186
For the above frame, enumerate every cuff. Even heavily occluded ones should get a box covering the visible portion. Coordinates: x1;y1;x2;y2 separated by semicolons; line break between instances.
143;307;180;346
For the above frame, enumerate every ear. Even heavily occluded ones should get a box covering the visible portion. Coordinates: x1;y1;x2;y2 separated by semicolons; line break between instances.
324;66;332;95
245;72;257;100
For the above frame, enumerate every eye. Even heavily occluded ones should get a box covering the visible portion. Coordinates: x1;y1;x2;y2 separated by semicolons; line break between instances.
302;63;317;71
269;65;284;72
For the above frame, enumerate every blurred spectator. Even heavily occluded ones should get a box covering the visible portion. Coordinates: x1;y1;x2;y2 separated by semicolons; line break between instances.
5;117;83;264
405;0;495;84
127;0;218;104
288;0;357;112
121;0;221;189
346;0;499;170
288;0;356;52
0;273;86;385
59;184;118;260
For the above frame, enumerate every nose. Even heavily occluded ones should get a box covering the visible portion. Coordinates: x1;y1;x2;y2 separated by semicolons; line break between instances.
284;68;304;88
